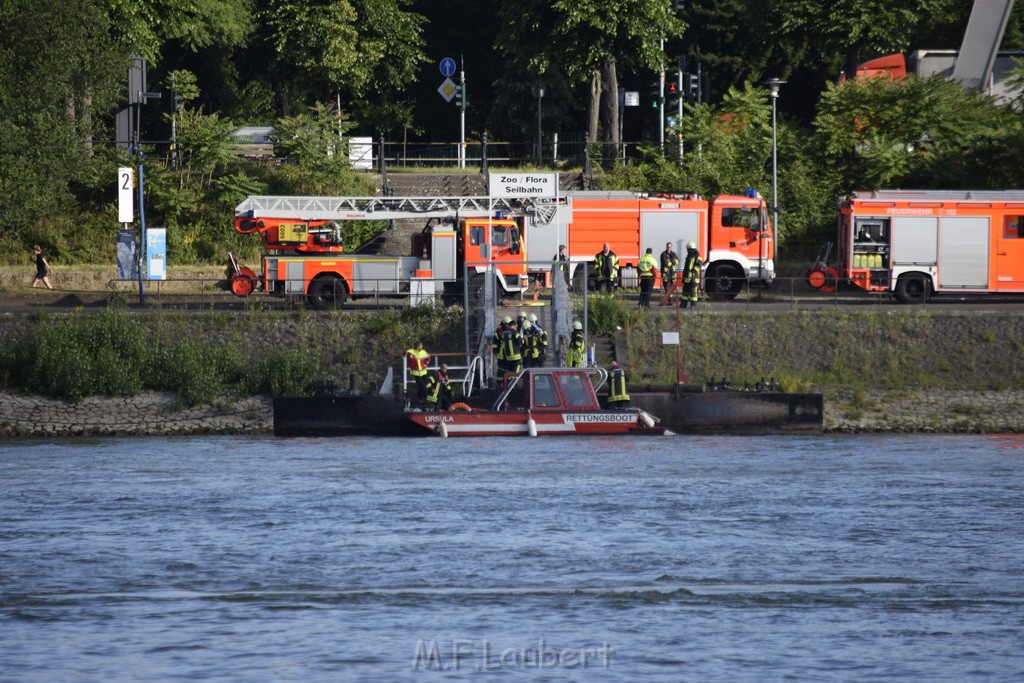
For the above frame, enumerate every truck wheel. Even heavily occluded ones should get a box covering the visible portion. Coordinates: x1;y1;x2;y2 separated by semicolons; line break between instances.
573;267;595;292
707;264;743;300
895;274;929;304
307;275;348;310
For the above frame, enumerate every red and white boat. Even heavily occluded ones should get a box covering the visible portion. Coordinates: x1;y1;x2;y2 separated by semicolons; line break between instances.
405;367;663;437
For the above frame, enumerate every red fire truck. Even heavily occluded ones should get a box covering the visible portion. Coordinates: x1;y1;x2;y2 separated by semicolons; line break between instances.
824;190;1024;302
541;190;774;297
229;189;775;308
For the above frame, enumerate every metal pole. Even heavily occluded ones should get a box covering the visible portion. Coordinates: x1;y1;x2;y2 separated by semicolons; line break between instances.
677;61;684;160
459;64;466;169
770;93;777;279
137;159;146;306
536;88;542;163
481;132;488;176
658;37;665;150
762;78;785;296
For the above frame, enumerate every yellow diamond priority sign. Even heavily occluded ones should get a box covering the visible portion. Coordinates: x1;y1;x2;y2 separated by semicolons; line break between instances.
438;78;458;102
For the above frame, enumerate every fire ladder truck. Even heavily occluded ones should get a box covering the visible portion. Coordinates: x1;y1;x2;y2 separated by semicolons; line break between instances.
229;194;560;310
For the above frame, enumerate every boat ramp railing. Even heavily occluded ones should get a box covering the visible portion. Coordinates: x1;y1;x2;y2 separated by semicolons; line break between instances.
401;352;485;400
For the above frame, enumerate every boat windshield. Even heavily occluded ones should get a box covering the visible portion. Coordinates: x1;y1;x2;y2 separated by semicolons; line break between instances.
533;374;561;407
558;373;593;407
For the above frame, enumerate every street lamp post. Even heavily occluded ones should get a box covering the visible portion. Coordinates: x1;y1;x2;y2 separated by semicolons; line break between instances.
764;78;785;289
532;81;545;163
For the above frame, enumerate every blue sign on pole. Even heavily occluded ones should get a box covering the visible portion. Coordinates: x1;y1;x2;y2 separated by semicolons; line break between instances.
439;57;456;78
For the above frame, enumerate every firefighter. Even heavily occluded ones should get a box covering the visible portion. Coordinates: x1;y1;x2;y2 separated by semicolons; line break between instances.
425;363;455;411
492;316;512;358
638;247;658;309
521;321;545;368
405;340;431;403
527;313;548;365
565;321;586;368
495;319;522;382
593;242;619;294
607;361;630;409
553;244;570;288
660;242;678;293
681;241;702;309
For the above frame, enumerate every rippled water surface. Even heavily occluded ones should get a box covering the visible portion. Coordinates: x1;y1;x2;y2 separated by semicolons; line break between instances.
2;434;1023;681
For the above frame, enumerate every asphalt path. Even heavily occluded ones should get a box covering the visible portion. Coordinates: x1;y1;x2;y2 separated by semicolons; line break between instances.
4;286;1024;315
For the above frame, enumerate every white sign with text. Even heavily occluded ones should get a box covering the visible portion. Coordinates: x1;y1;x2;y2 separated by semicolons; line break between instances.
489;173;558;198
118;167;134;223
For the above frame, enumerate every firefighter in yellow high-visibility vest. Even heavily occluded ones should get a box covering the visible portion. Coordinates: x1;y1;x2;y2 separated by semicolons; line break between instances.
607;361;630;409
405;340;431;403
565;321;586;368
638;247;658;309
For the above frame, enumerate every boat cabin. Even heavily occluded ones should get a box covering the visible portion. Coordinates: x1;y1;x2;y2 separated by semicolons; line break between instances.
495;367;608;412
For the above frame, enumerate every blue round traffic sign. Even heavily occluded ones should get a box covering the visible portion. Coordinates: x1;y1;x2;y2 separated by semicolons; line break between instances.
439;57;456;78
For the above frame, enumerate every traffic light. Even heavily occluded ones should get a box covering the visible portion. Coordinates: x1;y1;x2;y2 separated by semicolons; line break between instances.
666;81;681;110
454;83;467;109
684;73;699;102
649;81;660;108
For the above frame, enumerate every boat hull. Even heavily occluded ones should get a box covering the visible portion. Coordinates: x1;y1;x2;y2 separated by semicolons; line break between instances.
406;409;649;436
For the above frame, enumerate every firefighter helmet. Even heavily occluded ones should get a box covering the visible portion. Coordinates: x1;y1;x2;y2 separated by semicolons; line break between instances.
687;241;696;250
502;316;512;324
522;321;532;330
528;313;538;323
573;321;583;330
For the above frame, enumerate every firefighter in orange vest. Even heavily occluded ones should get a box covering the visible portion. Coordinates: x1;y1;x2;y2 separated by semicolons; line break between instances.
405;340;431;403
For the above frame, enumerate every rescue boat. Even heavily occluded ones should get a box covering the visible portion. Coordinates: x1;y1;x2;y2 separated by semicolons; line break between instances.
405;367;663;437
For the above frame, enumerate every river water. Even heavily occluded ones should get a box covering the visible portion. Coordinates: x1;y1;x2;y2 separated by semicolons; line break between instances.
2;434;1023;681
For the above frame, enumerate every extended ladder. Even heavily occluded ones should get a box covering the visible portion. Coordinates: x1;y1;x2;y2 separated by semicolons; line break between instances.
235;195;561;225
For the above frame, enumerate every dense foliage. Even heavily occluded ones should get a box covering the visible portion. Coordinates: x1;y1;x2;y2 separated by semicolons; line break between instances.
0;305;465;403
1;0;1023;266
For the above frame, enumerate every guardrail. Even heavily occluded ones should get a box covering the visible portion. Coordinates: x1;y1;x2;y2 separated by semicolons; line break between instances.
98;275;901;310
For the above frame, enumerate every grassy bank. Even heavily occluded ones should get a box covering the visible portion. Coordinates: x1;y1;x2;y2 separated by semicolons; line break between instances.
2;302;1022;405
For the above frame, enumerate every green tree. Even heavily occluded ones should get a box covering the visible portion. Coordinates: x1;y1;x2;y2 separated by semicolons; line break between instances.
772;0;945;81
814;75;1012;189
497;0;684;161
251;0;426;121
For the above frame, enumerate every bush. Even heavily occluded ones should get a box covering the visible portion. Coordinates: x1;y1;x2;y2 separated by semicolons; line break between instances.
585;294;629;335
147;340;247;407
0;337;33;387
242;348;324;397
28;309;147;401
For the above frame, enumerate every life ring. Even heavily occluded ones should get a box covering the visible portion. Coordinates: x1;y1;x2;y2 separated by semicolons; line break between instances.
448;402;473;412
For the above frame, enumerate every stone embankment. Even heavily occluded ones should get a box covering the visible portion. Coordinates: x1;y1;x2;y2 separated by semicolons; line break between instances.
826;388;1024;433
0;390;271;437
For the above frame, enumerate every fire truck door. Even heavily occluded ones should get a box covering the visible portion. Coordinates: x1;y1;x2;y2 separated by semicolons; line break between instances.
467;224;488;261
996;214;1024;289
489;224;518;261
938;216;989;288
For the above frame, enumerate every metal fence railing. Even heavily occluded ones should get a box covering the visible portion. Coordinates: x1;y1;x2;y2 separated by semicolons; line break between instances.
98;274;907;310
